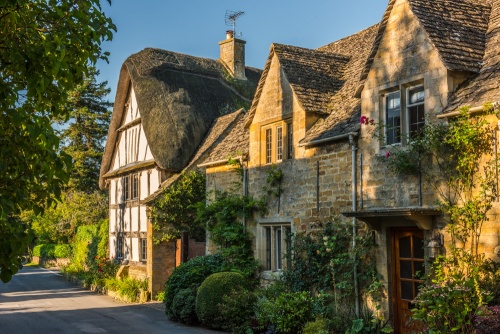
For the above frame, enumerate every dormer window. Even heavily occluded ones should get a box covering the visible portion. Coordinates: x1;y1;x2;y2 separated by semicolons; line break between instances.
261;120;292;165
382;83;425;146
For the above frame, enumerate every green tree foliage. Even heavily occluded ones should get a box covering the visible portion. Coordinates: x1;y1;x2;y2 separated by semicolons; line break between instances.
150;171;207;242
56;67;112;192
0;0;115;282
22;190;108;245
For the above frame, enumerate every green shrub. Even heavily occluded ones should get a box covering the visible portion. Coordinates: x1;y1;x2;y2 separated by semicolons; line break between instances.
104;277;148;302
195;271;246;329
164;254;226;319
219;289;258;334
155;291;165;302
33;244;57;258
170;285;198;325
256;290;315;334
303;318;330;334
54;244;71;258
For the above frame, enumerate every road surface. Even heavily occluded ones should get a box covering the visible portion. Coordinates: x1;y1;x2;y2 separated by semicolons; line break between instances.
0;266;220;333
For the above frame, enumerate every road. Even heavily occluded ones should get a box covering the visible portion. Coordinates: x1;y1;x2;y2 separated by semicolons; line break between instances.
0;266;220;334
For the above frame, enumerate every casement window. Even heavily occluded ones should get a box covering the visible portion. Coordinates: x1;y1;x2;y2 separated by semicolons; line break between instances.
122;173;139;201
262;223;291;271
262;121;293;165
382;84;425;146
407;86;425;139
140;238;147;262
117;237;124;259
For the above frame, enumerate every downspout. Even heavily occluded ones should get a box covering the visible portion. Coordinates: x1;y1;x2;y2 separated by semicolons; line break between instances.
242;157;248;228
349;134;360;318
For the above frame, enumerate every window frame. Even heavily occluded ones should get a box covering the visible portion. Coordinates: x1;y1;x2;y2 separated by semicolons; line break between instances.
122;173;139;201
140;238;147;262
379;82;425;148
261;120;293;165
261;223;291;271
116;236;124;259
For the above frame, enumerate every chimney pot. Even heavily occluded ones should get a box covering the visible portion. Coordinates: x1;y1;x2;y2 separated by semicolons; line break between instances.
226;30;234;39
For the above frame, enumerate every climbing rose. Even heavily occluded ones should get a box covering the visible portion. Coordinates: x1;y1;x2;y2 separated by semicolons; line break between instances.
360;115;368;124
385;151;391;158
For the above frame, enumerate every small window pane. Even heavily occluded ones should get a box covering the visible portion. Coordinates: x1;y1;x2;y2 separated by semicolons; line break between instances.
414;261;425;279
409;86;424;104
399;236;411;258
400;260;413;279
287;123;293;159
401;281;413;300
265;227;271;270
265;129;272;164
386;92;401;145
276;126;283;161
413;236;425;259
275;227;282;270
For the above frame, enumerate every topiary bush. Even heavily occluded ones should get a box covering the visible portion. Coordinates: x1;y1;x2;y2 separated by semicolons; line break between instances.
164;254;226;320
219;288;258;334
33;244;58;258
170;285;198;325
195;271;247;329
54;244;71;258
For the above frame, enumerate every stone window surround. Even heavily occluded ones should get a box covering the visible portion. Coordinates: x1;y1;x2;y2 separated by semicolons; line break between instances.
379;79;425;149
256;217;294;272
260;119;293;165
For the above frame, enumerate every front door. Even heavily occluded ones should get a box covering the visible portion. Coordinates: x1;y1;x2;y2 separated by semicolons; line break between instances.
392;228;425;333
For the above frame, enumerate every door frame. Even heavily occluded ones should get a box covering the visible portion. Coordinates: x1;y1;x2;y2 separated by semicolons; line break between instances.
391;227;425;334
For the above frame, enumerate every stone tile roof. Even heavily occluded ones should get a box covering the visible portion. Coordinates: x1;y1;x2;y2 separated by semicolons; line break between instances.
360;0;490;85
301;25;380;144
245;44;351;126
202;111;249;165
100;47;261;189
446;0;500;110
143;109;245;203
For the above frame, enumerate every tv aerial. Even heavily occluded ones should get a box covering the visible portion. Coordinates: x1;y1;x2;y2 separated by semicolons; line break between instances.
225;10;245;37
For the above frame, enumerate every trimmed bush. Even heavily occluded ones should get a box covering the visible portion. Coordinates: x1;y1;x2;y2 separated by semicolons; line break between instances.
195;271;246;329
54;244;71;258
219;289;258;334
171;285;198;325
164;254;226;319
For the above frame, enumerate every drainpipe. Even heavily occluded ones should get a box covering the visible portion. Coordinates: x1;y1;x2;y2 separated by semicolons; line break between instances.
349;134;360;318
242;166;248;228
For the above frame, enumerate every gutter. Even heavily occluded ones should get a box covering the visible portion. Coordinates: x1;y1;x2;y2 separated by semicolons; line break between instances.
437;101;500;119
197;156;244;168
298;132;359;147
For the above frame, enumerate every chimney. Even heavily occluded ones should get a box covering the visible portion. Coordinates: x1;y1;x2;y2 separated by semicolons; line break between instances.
219;31;247;80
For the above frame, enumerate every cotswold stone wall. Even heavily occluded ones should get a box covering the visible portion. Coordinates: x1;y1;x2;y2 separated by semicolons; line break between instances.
146;221;176;297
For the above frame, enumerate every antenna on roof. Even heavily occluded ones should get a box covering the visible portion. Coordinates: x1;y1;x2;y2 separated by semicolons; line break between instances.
225;10;245;37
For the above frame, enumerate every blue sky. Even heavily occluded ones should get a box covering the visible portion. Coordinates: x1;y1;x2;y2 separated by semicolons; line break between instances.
97;1;388;101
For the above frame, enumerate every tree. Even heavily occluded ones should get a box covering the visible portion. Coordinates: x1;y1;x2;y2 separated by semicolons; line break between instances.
0;0;115;283
56;67;112;192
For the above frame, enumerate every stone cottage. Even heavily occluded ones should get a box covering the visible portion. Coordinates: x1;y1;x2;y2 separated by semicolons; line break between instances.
99;34;261;296
199;0;500;332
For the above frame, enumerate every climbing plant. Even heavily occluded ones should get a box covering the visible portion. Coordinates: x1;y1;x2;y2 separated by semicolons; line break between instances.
150;171;206;243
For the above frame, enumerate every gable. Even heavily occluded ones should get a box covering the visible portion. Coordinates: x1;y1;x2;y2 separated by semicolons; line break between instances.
359;0;490;88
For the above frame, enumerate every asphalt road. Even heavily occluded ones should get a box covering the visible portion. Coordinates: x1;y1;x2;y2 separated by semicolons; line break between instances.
0;266;220;334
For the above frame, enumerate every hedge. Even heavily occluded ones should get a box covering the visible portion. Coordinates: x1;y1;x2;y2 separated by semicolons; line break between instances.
33;244;71;258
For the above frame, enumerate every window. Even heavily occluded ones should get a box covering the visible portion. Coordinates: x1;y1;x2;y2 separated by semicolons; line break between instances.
262;121;293;165
117;237;124;259
266;128;272;164
262;223;291;271
122;173;139;201
382;84;425;146
140;238;147;262
407;86;425;139
276;126;283;162
385;92;401;145
287;122;293;159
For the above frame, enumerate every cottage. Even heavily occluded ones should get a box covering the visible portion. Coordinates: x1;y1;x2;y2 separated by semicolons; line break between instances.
99;34;261;296
200;0;500;332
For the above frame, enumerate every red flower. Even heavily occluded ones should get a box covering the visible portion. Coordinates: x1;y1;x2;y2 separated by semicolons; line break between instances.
385;151;391;158
360;116;368;124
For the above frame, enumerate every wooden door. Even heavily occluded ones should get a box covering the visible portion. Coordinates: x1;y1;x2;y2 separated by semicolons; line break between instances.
392;228;425;333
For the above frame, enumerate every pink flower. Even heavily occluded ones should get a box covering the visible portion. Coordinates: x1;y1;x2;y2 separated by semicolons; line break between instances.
360;116;368;124
385;151;391;158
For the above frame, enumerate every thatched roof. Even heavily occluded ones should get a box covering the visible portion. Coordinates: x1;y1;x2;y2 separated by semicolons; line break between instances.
99;48;261;189
143;108;246;203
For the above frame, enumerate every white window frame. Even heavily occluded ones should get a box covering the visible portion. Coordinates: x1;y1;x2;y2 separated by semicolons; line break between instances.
276;126;283;162
259;222;291;271
140;238;147;262
406;85;425;141
265;128;272;164
384;91;401;146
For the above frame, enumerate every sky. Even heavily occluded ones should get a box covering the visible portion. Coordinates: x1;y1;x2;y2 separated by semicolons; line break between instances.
96;1;389;101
